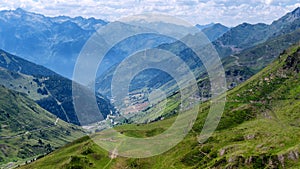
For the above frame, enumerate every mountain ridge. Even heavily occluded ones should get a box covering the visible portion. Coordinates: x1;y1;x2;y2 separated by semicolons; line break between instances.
214;7;300;58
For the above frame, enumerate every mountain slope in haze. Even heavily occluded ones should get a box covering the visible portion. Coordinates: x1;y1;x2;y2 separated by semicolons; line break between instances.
196;23;229;41
214;7;300;58
0;49;115;125
224;28;300;89
202;23;229;41
93;8;300;127
20;43;300;169
137;13;300;124
0;7;298;79
103;26;300;123
215;22;269;52
0;85;84;168
0;8;107;78
95;8;300;102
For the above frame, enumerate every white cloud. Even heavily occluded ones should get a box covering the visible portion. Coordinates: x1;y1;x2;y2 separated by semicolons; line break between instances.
265;0;273;5
0;0;299;26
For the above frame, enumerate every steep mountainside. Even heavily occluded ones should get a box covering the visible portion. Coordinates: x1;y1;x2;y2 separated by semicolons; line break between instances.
216;22;269;50
20;43;300;169
0;49;115;125
0;85;84;168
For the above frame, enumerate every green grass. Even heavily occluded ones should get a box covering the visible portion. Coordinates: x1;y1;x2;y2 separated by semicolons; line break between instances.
0;68;47;100
0;85;85;168
19;44;300;168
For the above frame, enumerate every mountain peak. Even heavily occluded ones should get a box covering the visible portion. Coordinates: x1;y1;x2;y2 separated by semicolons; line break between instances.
195;23;215;30
201;23;229;41
212;23;228;28
15;7;26;12
274;7;300;24
13;7;29;15
291;7;300;17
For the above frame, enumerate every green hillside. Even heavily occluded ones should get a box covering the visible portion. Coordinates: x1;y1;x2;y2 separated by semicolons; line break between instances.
0;49;115;125
0;85;85;168
19;43;300;168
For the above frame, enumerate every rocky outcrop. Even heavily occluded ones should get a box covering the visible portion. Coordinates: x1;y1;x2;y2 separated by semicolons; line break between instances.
222;149;299;168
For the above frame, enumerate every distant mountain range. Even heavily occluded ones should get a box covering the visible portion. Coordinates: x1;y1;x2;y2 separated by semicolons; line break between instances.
95;7;300;100
0;8;107;78
0;7;299;83
214;7;300;58
0;8;228;78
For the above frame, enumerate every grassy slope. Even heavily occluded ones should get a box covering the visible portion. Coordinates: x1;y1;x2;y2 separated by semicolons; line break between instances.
20;44;300;168
0;85;84;168
0;67;47;100
0;49;115;125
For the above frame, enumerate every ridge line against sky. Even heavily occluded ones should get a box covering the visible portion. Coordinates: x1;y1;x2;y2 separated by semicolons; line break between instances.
0;0;299;26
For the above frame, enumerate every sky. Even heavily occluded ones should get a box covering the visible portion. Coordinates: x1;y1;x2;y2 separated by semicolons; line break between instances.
0;0;299;26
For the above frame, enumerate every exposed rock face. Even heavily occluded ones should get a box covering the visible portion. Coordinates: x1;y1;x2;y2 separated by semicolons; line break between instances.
224;149;299;168
288;150;299;161
220;149;226;156
244;134;255;140
284;48;300;73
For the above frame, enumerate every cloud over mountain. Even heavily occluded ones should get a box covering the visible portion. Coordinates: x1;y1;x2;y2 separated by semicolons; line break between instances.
0;0;299;26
